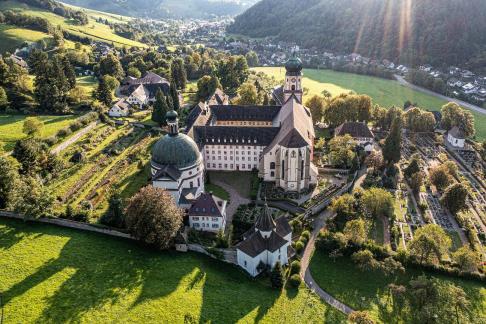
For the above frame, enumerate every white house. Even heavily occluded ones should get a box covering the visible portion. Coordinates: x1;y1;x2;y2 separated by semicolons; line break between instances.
236;204;292;277
108;99;130;117
188;192;227;232
334;121;374;152
447;126;466;148
127;84;150;108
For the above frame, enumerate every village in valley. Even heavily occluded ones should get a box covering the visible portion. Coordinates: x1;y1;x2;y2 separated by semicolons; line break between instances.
0;0;485;323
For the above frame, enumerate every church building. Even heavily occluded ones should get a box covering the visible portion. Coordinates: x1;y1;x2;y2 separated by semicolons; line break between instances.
186;54;318;192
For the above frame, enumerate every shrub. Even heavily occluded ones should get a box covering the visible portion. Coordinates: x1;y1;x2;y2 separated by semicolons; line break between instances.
299;235;308;244
56;127;71;137
44;136;58;146
290;260;301;275
295;240;305;253
69;120;82;132
288;274;301;288
301;230;311;240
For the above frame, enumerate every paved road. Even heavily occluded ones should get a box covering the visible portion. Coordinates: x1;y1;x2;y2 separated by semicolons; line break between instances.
51;121;98;155
394;75;486;115
211;179;250;232
300;209;354;315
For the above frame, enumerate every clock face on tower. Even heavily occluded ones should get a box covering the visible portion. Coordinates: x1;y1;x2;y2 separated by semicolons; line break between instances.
291;78;296;82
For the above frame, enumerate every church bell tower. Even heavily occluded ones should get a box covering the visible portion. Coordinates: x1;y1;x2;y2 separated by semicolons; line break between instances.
283;52;303;103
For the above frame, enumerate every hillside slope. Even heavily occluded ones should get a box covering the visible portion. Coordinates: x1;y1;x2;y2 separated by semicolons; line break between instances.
0;0;147;50
61;0;259;19
228;0;486;67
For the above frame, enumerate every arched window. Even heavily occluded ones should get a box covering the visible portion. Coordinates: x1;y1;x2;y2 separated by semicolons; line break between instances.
291;85;296;91
270;162;275;169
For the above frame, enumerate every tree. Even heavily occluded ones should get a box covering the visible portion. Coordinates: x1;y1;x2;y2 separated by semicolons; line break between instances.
351;250;380;272
217;55;249;95
409;224;451;264
409;171;425;194
441;102;475;138
152;89;169;126
127;66;141;78
170;58;187;90
245;51;259;67
452;246;480;272
124;186;183;250
11;176;53;220
22;117;44;137
343;218;367;245
381;257;405;277
169;82;180;111
361;188;395;220
12;138;43;174
429;165;452;190
0;157;19;209
237;82;259;105
102;75;120;92
270;261;284;289
196;75;221;102
0;86;8;107
403;154;422;179
440;183;468;215
305;95;326;124
328;135;357;168
348;311;375;324
96;76;113;106
62;55;76;90
365;150;384;170
99;53;124;79
331;193;357;227
99;190;125;228
404;107;436;132
382;116;402;165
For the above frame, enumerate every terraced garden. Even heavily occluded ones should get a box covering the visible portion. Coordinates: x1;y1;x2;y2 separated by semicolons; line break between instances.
0;218;346;323
48;123;156;219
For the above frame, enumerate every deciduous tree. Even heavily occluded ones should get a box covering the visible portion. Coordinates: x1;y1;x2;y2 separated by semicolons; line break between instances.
452;246;480;272
382;116;402;165
440;183;468;215
408;224;451;264
22;117;43;137
125;186;183;250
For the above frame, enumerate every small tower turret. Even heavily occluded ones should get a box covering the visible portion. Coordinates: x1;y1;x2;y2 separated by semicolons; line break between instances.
283;52;303;103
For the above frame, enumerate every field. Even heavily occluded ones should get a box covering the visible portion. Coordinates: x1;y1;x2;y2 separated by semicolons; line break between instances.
0;114;78;153
0;0;147;49
253;67;486;140
0;24;50;53
309;251;486;322
0;218;346;323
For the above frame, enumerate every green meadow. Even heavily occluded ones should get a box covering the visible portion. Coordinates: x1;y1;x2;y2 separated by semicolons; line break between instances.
0;218;345;323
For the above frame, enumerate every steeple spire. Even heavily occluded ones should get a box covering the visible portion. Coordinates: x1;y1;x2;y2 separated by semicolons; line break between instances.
255;202;276;233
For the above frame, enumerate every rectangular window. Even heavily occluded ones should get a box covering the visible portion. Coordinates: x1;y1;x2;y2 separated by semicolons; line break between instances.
212;217;219;222
193;217;199;221
212;224;219;228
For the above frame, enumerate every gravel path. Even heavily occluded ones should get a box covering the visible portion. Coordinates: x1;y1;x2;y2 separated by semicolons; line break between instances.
51;121;98;155
211;179;250;232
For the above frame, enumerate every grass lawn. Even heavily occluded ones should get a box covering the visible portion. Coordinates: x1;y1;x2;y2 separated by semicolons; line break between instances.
369;218;385;245
208;171;252;199
206;183;230;201
447;231;464;252
0;0;147;49
309;251;486;322
76;75;98;94
0;24;50;53
0;114;78;153
0;218;346;323
253;67;486;140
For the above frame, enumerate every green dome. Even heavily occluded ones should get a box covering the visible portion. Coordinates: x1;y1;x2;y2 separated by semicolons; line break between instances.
285;55;303;73
151;133;201;169
166;110;178;121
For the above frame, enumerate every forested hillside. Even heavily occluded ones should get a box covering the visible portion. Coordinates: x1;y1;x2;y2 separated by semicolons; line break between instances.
228;0;486;67
61;0;258;19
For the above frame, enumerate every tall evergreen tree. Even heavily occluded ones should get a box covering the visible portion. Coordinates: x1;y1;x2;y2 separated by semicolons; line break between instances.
62;56;76;90
170;58;187;90
0;56;8;86
383;116;402;165
152;89;169;126
96;77;113;106
166;95;174;112
169;82;180;111
270;261;284;289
